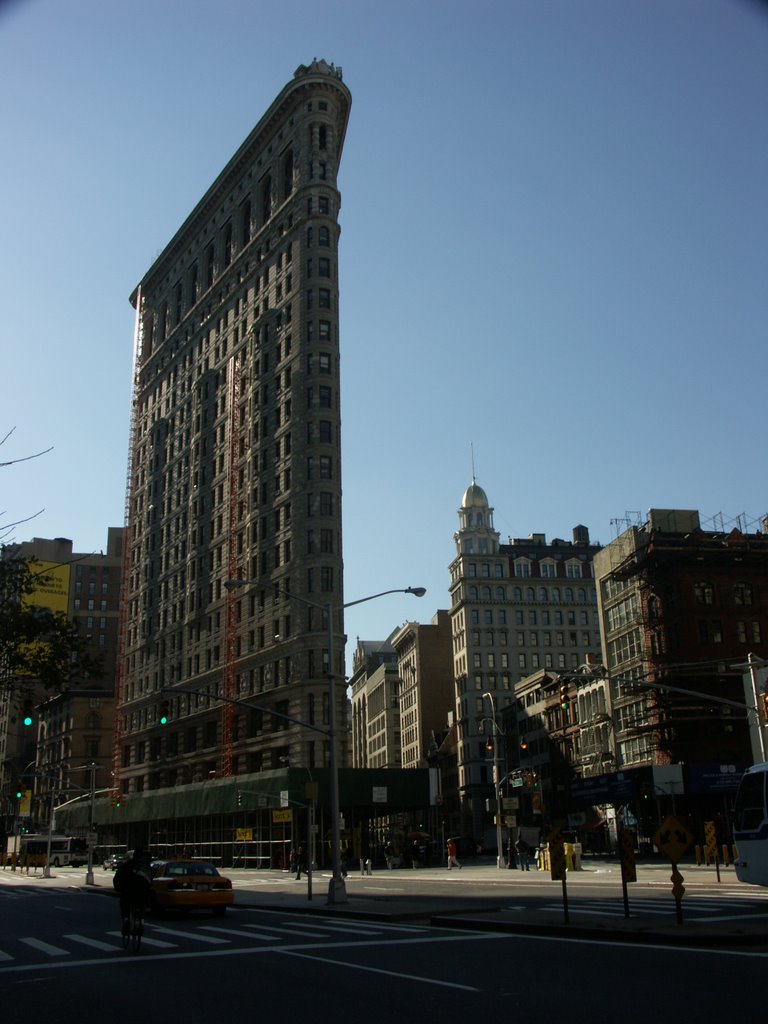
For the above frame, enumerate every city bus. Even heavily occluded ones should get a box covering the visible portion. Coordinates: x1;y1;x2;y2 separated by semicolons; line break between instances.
733;762;768;886
19;835;88;868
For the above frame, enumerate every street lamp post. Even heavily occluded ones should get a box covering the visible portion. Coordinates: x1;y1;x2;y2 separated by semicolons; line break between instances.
482;692;505;869
225;579;425;904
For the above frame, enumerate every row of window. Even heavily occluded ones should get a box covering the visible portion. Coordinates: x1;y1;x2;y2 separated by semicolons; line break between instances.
74;581;110;594
693;581;756;606
73;599;108;612
698;619;762;644
514;560;587;579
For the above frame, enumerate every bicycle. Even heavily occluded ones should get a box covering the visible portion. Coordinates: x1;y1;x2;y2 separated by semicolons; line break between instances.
121;900;145;953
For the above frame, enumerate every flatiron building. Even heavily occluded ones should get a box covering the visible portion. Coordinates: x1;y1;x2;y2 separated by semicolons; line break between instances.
118;60;351;795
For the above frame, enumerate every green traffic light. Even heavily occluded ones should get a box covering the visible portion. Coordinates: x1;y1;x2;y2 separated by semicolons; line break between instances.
15;791;22;800
23;715;33;727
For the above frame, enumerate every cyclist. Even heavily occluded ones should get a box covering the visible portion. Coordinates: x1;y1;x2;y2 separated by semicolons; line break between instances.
113;848;153;930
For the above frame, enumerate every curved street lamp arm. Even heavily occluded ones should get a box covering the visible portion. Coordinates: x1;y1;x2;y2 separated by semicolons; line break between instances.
343;586;426;609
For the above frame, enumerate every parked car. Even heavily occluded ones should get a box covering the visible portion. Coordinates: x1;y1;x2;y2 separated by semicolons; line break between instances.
149;860;234;915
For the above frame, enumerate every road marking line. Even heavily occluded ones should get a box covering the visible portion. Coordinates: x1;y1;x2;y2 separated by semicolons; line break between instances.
0;950;14;962
694;912;768;923
20;938;70;957
7;924;766;979
277;948;481;991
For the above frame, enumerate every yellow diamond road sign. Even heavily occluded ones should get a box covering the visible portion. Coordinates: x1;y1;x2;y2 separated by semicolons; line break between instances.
653;815;693;863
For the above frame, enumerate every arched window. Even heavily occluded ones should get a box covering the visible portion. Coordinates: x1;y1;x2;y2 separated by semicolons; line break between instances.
538;587;547;601
694;581;714;605
526;587;535;601
513;587;522;601
469;586;478;601
495;586;505;600
552;588;560;603
565;588;573;602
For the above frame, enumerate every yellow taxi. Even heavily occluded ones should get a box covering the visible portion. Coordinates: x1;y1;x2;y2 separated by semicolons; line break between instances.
150;860;235;915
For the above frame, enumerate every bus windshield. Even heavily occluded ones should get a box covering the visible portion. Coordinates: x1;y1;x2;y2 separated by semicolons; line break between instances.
734;770;766;834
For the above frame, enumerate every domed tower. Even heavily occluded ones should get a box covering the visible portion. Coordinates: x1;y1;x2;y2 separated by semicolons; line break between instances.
454;479;500;556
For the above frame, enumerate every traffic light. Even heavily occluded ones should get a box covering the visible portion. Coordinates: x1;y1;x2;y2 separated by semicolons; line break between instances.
520;738;528;752
21;699;34;728
111;791;122;808
15;789;22;801
159;699;170;726
559;684;570;711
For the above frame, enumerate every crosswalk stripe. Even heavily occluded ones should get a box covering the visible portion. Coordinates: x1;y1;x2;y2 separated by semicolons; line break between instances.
144;925;229;944
308;922;385;936
106;930;177;948
241;923;328;938
20;937;69;956
64;934;121;952
0;951;14;962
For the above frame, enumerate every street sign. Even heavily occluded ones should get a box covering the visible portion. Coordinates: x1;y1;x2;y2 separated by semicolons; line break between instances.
704;820;717;857
548;827;566;881
272;809;292;823
653;815;694;864
619;827;637;884
511;777;524;788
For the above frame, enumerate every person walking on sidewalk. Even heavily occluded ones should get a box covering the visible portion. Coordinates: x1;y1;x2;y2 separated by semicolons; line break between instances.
294;845;305;880
447;838;461;870
515;835;531;871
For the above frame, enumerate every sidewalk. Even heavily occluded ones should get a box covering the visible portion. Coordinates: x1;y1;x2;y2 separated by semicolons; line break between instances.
228;858;768;948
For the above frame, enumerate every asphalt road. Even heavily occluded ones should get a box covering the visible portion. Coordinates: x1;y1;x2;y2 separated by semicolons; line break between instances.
1;865;766;1024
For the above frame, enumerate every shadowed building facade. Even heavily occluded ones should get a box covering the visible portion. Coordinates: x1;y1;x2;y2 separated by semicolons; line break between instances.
118;61;351;799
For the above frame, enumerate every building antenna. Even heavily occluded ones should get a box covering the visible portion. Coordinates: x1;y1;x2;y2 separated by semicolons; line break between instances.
471;442;476;484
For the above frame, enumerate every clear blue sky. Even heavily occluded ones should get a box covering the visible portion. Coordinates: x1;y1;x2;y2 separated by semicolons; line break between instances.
2;0;767;663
